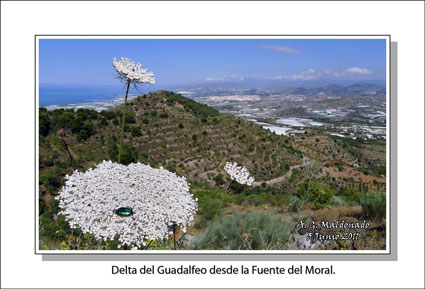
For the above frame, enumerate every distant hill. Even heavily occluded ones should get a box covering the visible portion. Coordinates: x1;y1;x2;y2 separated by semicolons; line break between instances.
174;78;386;94
281;83;385;98
174;82;386;101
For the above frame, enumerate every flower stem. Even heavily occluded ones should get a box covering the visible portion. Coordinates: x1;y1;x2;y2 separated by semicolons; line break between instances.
173;224;177;250
118;80;131;164
145;239;153;250
61;137;73;163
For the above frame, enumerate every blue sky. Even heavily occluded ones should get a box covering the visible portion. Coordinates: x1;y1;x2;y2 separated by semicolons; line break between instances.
39;38;386;87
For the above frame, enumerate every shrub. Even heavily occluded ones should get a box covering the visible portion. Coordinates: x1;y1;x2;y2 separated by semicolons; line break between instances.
88;109;98;120
40;171;63;189
330;196;347;206
69;115;84;133
131;126;142;137
44;159;54;167
195;212;291;250
238;192;275;207
228;180;246;194
39;112;51;136
213;173;225;186
101;110;116;120
193;189;226;221
107;141;119;162
360;190;386;220
50;111;71;130
39;200;47;215
178;123;184;129
340;187;363;204
119;143;138;165
138;152;149;164
77;129;89;141
99;117;108;127
297;181;334;209
124;113;136;124
76;108;97;120
123;124;130;132
288;196;302;212
200;198;221;221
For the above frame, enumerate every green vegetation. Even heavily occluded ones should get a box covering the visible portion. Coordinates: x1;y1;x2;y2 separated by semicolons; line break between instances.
39;91;304;186
131;125;142;137
336;136;386;177
39;90;387;250
297;181;334;209
161;90;219;118
193;188;227;221
195;211;291;250
360;190;386;220
213;173;225;186
192;134;198;142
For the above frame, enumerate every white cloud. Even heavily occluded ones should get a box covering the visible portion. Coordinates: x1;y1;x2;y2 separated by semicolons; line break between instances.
269;67;373;80
204;75;245;82
322;68;333;75
261;45;302;55
345;67;372;74
267;75;284;80
202;66;374;84
280;68;320;80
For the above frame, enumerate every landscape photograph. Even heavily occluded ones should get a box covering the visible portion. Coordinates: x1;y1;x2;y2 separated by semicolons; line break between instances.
37;37;388;251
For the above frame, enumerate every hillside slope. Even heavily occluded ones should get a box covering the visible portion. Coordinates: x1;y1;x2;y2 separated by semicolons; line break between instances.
39;90;303;193
39;90;387;251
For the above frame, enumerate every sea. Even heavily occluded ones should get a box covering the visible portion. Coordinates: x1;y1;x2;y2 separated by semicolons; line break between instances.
39;84;155;111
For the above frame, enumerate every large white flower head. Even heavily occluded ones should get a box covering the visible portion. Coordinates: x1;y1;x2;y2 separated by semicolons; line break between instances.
55;161;197;249
224;162;255;186
113;57;155;85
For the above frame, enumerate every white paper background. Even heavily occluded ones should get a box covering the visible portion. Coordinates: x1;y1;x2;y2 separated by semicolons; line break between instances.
1;1;424;288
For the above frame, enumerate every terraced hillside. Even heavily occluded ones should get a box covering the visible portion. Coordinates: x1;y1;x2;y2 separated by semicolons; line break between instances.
39;90;303;194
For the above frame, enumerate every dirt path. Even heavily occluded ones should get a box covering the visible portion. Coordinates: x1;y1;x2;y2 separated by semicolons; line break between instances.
252;159;313;186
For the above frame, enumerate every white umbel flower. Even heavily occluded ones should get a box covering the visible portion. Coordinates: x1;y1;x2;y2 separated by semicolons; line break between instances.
113;57;155;84
55;161;197;248
224;162;255;186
